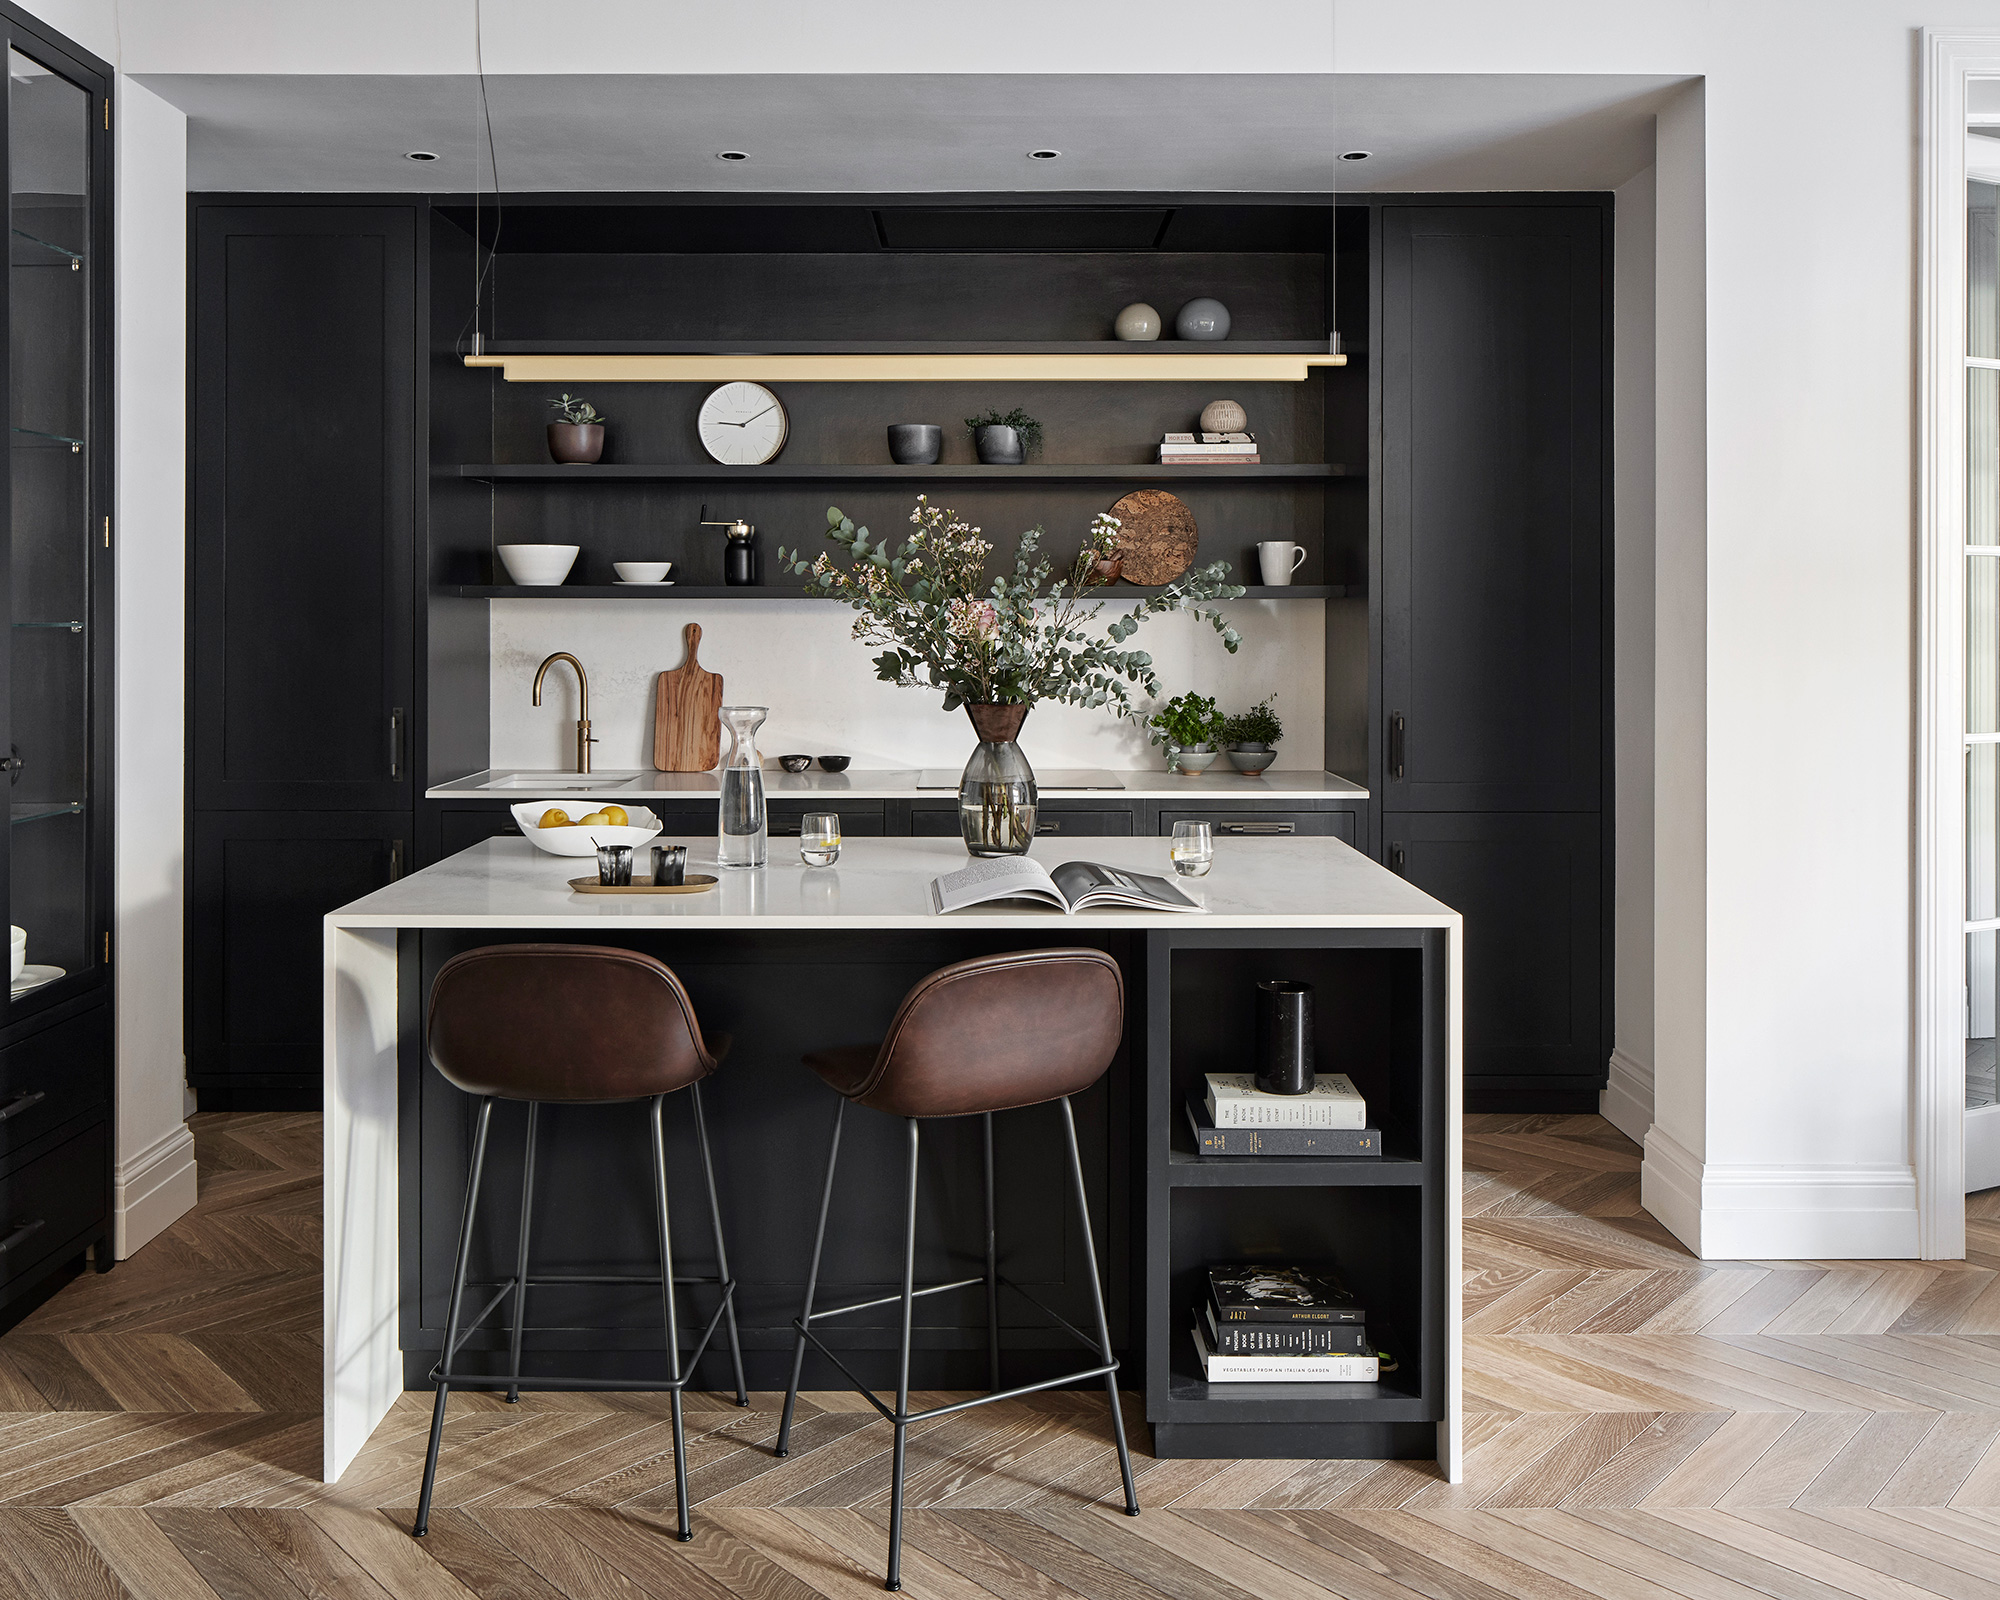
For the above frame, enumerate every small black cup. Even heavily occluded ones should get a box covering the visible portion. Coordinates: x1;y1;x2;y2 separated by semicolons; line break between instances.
596;844;634;886
887;424;943;465
1253;979;1315;1095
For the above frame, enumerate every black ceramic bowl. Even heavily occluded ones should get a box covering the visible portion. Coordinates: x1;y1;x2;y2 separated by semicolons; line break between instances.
886;423;943;465
816;755;851;773
777;753;812;773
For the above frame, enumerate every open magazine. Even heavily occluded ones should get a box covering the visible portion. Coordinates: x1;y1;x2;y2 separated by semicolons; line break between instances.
930;855;1203;915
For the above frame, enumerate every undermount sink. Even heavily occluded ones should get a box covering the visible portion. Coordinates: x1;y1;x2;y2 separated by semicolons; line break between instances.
475;771;642;792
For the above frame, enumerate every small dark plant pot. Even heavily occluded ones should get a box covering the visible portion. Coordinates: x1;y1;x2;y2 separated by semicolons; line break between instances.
973;425;1026;465
887;424;943;465
1088;555;1124;586
1227;743;1277;775
816;755;851;773
547;423;604;464
777;754;812;773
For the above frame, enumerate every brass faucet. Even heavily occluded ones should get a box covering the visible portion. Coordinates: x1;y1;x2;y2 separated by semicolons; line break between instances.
532;652;597;773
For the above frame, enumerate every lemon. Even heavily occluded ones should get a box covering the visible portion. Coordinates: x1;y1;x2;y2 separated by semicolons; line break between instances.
537;808;571;829
576;811;610;826
600;804;629;827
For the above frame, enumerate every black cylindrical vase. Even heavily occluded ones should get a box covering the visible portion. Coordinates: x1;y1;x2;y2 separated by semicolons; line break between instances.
1254;979;1316;1095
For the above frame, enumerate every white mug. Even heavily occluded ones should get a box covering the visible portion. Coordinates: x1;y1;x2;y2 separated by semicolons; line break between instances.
1257;541;1307;586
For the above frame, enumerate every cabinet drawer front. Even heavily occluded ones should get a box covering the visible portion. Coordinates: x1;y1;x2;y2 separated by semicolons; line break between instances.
0;1007;109;1165
1160;810;1355;843
910;806;1133;838
0;1121;106;1287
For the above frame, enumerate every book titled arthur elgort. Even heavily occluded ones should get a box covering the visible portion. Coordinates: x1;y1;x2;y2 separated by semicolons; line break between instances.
1207;1265;1364;1324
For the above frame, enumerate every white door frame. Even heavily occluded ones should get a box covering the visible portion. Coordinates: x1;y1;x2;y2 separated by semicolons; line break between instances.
1918;30;2000;1256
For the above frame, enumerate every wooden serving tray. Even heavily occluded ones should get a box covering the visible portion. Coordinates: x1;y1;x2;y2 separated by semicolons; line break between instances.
567;874;719;895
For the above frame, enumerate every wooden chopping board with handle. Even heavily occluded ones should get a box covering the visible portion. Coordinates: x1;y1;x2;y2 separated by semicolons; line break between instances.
653;623;724;772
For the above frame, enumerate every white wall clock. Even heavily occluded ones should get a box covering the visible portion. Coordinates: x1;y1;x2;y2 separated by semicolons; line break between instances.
697;381;789;465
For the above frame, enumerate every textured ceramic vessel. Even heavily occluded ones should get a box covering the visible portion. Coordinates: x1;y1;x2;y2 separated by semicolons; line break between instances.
1199;399;1248;433
960;703;1038;856
547;423;604;464
1227;744;1276;775
1114;301;1162;341
973;424;1025;465
886;423;943;464
1175;298;1232;341
1171;745;1219;775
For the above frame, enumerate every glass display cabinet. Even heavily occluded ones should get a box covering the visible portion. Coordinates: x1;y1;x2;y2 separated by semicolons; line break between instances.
0;3;114;1308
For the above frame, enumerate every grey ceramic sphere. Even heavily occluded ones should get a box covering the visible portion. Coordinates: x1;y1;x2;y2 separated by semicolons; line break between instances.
1175;298;1233;341
886;423;943;464
1114;301;1162;341
1199;399;1248;434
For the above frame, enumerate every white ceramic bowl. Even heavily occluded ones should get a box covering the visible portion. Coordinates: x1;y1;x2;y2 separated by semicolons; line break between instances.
9;926;23;982
613;561;673;583
497;544;580;586
510;802;663;857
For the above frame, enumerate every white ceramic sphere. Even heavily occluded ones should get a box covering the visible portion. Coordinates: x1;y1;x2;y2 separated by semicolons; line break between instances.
1199;399;1248;433
1114;302;1162;341
1175;297;1232;341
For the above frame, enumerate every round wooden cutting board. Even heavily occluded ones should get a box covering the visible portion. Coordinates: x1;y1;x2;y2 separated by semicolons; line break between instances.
1108;489;1198;585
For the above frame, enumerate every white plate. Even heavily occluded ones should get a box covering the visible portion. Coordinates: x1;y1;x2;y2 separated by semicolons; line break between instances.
12;964;62;996
509;802;664;856
612;580;676;587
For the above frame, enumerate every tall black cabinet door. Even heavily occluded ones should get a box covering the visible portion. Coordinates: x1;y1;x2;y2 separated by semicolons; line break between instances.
191;206;416;812
186;812;409;1095
1380;205;1606;814
1385;812;1604;1106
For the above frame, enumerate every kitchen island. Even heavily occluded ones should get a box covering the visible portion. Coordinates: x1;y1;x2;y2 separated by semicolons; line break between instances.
323;833;1459;1484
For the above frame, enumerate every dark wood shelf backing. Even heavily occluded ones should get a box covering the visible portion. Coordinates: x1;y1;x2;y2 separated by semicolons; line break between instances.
1166;1149;1425;1187
450;584;1349;601
455;462;1355;483
476;339;1343;356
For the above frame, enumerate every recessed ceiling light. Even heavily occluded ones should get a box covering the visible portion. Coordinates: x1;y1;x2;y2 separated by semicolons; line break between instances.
1028;149;1061;160
405;150;438;162
1339;150;1372;161
716;150;750;162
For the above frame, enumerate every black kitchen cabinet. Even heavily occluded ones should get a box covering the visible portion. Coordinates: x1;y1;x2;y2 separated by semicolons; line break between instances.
187;812;409;1101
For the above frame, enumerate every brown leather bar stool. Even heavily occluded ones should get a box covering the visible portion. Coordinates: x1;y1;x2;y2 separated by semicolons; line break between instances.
413;944;747;1543
776;947;1139;1591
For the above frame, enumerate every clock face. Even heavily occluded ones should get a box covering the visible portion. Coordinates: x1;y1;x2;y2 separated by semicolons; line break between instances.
698;381;789;466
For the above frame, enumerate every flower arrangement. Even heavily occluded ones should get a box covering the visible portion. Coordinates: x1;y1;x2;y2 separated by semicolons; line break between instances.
776;497;1245;715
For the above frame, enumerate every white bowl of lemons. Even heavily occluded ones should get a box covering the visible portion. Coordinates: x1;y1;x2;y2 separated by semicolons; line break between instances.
511;801;664;857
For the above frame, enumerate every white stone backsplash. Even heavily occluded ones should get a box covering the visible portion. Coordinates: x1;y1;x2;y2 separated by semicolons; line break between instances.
487;597;1326;773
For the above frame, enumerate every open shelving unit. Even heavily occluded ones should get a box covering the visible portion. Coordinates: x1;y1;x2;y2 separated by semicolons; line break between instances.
457;583;1348;601
457;462;1353;483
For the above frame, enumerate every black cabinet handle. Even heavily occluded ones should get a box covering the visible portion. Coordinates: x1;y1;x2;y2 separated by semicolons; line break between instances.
388;840;406;882
0;1219;46;1255
1389;712;1406;782
0;1091;46;1124
1036;821;1062;834
390;708;405;780
1389;843;1406;874
1218;821;1295;835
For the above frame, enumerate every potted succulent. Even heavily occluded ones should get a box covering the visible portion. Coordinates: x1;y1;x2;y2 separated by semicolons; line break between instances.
546;393;607;464
1147;691;1228;774
965;406;1042;466
1223;696;1283;774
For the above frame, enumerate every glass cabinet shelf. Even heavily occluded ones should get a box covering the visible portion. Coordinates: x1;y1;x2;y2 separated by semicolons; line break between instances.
9;425;79;449
13;620;80;632
10;228;78;267
10;803;81;826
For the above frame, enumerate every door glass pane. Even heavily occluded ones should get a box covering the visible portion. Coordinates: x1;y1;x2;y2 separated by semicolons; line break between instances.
1973;180;1999;360
1974;932;1998;1109
9;49;90;995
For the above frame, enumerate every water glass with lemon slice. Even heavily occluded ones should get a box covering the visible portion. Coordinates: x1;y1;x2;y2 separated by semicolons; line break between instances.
800;812;841;867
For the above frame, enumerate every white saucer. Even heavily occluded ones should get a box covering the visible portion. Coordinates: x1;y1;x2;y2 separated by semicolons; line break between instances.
12;964;62;996
613;580;676;587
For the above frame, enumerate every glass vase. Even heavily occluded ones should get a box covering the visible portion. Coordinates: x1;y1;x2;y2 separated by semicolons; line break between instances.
717;705;768;869
959;703;1038;856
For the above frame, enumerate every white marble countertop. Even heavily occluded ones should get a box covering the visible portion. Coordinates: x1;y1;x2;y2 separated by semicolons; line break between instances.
423;767;1370;802
327;834;1454;932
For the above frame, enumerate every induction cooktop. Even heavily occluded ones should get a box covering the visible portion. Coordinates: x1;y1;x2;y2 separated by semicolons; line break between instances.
914;769;1126;790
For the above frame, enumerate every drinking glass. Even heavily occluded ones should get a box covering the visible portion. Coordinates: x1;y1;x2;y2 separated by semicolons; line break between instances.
1170;821;1213;878
800;812;841;867
595;844;634;886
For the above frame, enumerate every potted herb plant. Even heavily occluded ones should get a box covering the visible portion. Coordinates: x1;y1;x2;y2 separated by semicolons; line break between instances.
546;393;607;464
1148;691;1228;774
778;497;1245;854
1223;696;1283;774
965;407;1042;465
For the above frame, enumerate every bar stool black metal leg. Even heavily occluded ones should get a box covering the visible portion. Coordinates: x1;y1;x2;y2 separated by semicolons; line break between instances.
1060;1095;1139;1517
690;1080;749;1407
885;1116;920;1592
983;1111;1000;1394
777;1096;844;1457
506;1102;539;1404
415;1096;494;1538
650;1094;693;1542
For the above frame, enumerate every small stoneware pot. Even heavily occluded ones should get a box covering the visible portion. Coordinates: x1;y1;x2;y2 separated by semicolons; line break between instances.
973;425;1025;465
887;424;943;465
1088;554;1124;586
816;755;851;773
777;754;812;773
1227;743;1276;775
547;422;604;464
1172;745;1219;775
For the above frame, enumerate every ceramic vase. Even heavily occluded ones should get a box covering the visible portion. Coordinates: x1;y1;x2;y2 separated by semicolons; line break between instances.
547;423;604;464
959;703;1038;856
973;425;1025;465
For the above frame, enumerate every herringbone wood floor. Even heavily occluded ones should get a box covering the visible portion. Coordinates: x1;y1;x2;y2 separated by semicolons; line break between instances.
0;1114;1989;1595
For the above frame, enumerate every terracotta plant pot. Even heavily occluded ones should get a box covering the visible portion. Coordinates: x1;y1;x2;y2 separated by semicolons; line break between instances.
547;423;605;464
1088;554;1124;586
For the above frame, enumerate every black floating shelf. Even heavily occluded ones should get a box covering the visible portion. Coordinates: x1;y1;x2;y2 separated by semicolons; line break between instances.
1166;1149;1425;1187
455;463;1353;483
476;339;1342;355
451;584;1348;601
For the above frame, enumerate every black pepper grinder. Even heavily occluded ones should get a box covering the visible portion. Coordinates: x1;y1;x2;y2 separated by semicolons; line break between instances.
703;513;758;586
1253;979;1316;1095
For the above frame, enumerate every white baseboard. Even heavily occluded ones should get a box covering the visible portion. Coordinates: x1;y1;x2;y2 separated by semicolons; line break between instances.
115;1121;196;1258
1598;1048;1653;1146
1641;1125;1920;1259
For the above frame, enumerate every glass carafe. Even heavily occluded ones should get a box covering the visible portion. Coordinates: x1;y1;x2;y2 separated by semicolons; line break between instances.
717;705;769;868
959;703;1038;856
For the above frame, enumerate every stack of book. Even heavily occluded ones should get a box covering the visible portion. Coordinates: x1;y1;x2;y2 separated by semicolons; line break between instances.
1184;1070;1379;1157
1159;431;1261;465
1192;1265;1378;1382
